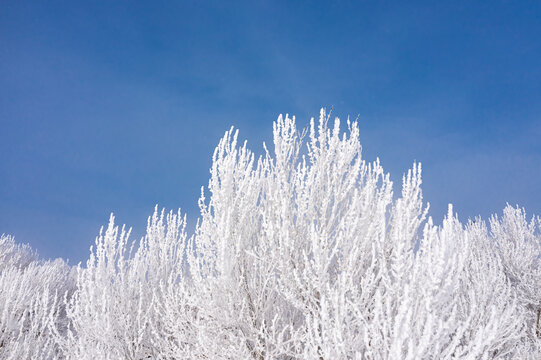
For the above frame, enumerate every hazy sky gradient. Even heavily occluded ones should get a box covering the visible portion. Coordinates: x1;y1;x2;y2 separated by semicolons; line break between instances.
1;1;540;263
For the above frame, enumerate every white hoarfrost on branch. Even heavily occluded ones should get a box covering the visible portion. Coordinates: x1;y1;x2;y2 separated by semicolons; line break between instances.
1;109;540;359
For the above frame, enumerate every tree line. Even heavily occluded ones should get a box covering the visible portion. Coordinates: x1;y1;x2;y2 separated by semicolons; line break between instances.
1;110;540;359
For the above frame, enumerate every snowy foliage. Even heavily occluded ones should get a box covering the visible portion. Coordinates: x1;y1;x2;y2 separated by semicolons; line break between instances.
0;235;74;359
1;110;540;359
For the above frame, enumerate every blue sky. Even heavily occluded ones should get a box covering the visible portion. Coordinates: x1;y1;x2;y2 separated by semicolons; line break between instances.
1;1;540;263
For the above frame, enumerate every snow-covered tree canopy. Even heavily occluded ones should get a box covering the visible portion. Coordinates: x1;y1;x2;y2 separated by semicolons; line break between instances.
1;110;540;359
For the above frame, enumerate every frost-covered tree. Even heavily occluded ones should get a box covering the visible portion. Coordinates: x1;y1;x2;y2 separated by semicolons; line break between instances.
1;109;540;359
0;235;73;360
159;110;540;358
0;234;38;271
490;206;541;353
58;209;187;360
